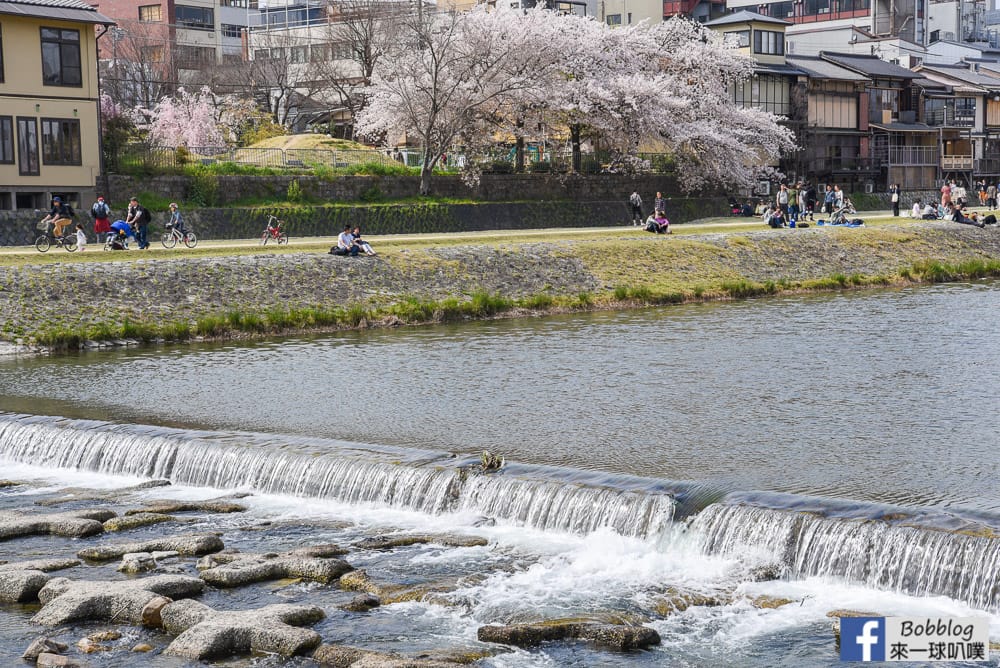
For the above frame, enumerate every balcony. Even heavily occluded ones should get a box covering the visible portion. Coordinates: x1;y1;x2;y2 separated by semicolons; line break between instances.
942;155;974;171
873;146;939;167
975;158;1000;175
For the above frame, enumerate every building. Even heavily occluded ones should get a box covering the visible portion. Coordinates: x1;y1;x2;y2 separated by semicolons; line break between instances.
0;0;113;210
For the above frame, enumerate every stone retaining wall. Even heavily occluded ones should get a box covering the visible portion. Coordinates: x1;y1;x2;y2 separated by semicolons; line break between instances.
0;199;732;246
102;174;688;206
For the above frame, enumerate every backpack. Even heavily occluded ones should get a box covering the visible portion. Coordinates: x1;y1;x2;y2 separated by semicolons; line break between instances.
985;214;997;225
140;207;152;225
92;202;109;219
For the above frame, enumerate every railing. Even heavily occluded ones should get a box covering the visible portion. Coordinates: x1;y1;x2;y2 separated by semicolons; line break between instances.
975;158;1000;175
805;156;880;173
925;108;976;128
941;154;974;170
112;144;397;172
883;146;940;166
111;143;680;175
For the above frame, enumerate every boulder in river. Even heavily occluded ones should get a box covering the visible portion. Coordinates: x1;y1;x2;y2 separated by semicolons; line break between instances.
353;534;488;551
35;480;171;507
197;545;352;587
22;636;69;661
0;558;80;573
477;621;660;651
103;512;177;532
160;598;324;660
125;495;249;516
0;509;116;540
77;534;224;561
312;643;468;667
0;570;52;602
32;575;205;626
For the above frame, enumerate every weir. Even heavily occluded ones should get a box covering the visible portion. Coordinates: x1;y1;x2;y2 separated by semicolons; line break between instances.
0;414;674;538
693;503;1000;611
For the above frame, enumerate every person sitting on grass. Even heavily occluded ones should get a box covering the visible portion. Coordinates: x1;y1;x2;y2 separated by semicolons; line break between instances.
351;226;376;256
644;213;670;234
922;203;938;220
911;201;921;218
330;225;359;256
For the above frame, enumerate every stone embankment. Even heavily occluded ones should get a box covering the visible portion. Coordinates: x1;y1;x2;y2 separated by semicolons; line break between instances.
1;222;999;351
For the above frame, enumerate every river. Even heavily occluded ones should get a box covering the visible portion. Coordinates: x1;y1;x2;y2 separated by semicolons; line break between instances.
0;281;998;666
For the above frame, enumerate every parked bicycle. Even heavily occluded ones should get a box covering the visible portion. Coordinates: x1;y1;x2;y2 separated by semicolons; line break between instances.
161;222;198;249
34;221;78;253
260;215;289;246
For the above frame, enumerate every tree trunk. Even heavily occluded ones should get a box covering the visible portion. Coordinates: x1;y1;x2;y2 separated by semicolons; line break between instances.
570;124;582;173
515;118;525;173
420;146;434;196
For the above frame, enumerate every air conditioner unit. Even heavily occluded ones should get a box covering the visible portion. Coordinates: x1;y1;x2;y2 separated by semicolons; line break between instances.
756;180;771;195
864;182;875;193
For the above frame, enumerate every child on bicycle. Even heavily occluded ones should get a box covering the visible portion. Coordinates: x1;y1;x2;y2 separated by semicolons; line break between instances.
168;203;187;236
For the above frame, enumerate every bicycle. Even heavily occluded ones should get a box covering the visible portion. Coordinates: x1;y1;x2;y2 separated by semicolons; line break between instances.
34;221;78;253
161;222;198;249
260;215;289;246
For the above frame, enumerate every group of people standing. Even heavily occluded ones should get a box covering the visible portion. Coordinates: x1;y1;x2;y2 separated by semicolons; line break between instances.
628;191;671;234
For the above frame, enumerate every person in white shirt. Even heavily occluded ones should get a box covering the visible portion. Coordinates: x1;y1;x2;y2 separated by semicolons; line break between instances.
75;222;87;251
911;201;921;218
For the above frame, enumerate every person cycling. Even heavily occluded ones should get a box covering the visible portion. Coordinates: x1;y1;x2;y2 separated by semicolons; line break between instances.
41;196;74;239
168;202;187;236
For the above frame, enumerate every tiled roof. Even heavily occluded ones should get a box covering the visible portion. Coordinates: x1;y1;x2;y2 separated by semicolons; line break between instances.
0;0;114;23
705;10;791;27
821;52;919;79
787;56;868;82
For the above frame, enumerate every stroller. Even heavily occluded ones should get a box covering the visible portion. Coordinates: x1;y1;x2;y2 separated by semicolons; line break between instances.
728;197;743;216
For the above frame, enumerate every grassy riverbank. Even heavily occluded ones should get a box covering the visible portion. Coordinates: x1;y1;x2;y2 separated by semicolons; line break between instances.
1;222;999;351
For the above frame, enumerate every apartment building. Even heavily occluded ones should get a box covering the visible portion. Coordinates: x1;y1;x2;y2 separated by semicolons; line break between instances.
0;0;113;210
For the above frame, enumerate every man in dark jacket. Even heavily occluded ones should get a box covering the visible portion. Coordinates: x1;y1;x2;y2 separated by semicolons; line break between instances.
125;196;151;250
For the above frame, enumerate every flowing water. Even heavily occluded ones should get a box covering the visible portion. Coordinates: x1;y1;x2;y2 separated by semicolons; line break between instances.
1;281;1000;666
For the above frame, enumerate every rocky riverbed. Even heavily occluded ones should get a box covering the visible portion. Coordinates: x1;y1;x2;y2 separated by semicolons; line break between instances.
1;222;999;351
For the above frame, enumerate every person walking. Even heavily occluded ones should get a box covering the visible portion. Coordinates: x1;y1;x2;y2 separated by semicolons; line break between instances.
889;183;901;217
987;182;997;210
90;196;111;243
125;196;151;250
74;222;87;251
628;191;643;226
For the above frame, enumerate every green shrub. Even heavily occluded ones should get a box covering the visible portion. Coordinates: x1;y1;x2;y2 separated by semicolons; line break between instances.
188;168;220;207
360;185;384;202
175;146;192;165
287;179;303;203
528;161;552;174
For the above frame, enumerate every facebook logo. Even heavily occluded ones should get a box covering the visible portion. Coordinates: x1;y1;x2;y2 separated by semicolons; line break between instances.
841;617;886;661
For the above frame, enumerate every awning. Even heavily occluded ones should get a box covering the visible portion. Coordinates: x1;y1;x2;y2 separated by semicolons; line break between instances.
870;122;936;133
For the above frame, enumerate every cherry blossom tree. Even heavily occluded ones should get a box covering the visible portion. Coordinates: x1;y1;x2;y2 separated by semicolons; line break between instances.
354;7;554;195
148;87;226;148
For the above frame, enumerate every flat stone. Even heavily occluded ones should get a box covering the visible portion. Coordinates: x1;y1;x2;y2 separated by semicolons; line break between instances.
0;508;115;540
477;622;661;651
140;595;172;628
151;550;180;561
35;480;171;507
0;558;80;573
340;569;381;595
161;599;324;660
342;594;381;612
353;534;488;551
0;480;23;488
103;512;176;532
312;644;464;667
750;595;796;609
652;587;731;616
125;495;249;516
131;644;154;653
36;653;85;668
118;553;156;574
32;575;204;626
22;637;69;661
0;570;52;602
77;534;224;561
75;638;111;654
87;630;121;642
198;545;352;587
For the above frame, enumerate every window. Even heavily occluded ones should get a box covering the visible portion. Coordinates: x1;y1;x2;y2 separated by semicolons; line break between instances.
175;45;215;66
149;46;164;62
221;23;242;38
41;119;81;165
730;74;790;114
0;117;13;164
138;4;162;21
175;5;214;30
40;28;81;86
727;30;750;47
753;30;784;55
17;117;39;176
221;0;257;7
606;14;621;25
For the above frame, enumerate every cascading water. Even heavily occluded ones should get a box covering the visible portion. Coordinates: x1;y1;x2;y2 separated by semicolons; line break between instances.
0;414;674;538
692;503;1000;611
